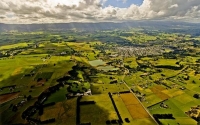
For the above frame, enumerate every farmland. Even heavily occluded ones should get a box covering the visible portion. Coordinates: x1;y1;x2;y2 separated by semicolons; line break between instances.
80;94;118;125
0;29;200;125
89;60;106;66
0;92;19;104
40;98;77;125
120;93;151;119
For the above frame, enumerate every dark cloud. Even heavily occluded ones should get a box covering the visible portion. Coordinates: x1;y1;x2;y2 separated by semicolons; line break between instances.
0;16;6;19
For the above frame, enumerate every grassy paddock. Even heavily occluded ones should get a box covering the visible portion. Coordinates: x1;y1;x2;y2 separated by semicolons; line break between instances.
80;94;118;125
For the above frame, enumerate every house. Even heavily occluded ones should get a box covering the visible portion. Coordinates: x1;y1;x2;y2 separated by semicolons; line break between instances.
84;89;92;95
60;52;67;55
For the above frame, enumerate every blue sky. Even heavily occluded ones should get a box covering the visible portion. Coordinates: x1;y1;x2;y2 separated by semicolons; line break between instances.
103;0;144;8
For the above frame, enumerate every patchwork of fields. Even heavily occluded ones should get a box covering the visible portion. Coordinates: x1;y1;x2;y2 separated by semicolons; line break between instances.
0;30;199;125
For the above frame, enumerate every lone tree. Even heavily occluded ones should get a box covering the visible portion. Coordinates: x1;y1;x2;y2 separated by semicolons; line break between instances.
27;95;32;101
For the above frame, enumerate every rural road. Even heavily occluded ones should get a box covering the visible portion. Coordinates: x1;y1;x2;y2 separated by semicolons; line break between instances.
122;67;158;125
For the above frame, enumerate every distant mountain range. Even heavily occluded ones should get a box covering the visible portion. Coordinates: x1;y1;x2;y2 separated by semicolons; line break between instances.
0;21;200;34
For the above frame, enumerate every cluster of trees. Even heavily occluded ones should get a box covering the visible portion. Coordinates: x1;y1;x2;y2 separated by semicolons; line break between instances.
110;80;118;84
153;114;175;119
124;118;130;123
69;63;97;81
119;91;131;94
79;101;95;105
106;120;120;124
155;65;184;70
57;76;71;83
193;94;200;99
67;84;88;94
153;114;175;124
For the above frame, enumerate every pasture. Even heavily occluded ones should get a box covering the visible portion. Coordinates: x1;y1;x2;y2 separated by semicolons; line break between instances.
150;86;170;100
112;94;133;125
149;99;188;117
97;66;119;71
80;94;118;125
89;59;106;67
153;59;179;67
0;54;47;83
149;99;198;125
41;98;77;125
123;57;138;68
0;43;29;50
91;84;129;94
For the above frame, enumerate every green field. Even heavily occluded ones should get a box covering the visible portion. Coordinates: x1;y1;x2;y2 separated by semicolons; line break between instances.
89;60;106;67
0;43;29;50
80;94;118;125
97;66;119;71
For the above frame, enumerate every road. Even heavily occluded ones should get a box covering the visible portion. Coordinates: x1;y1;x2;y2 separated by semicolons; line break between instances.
122;67;158;124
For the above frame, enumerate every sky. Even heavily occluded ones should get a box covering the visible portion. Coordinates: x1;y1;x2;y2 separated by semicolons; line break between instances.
0;0;200;24
103;0;143;8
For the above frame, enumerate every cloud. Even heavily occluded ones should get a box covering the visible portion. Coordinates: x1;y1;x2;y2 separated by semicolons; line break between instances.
0;0;200;23
169;4;178;9
101;0;107;4
122;0;127;4
0;16;6;19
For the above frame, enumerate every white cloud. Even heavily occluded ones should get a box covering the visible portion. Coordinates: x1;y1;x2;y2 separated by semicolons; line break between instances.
169;4;178;9
0;0;200;23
